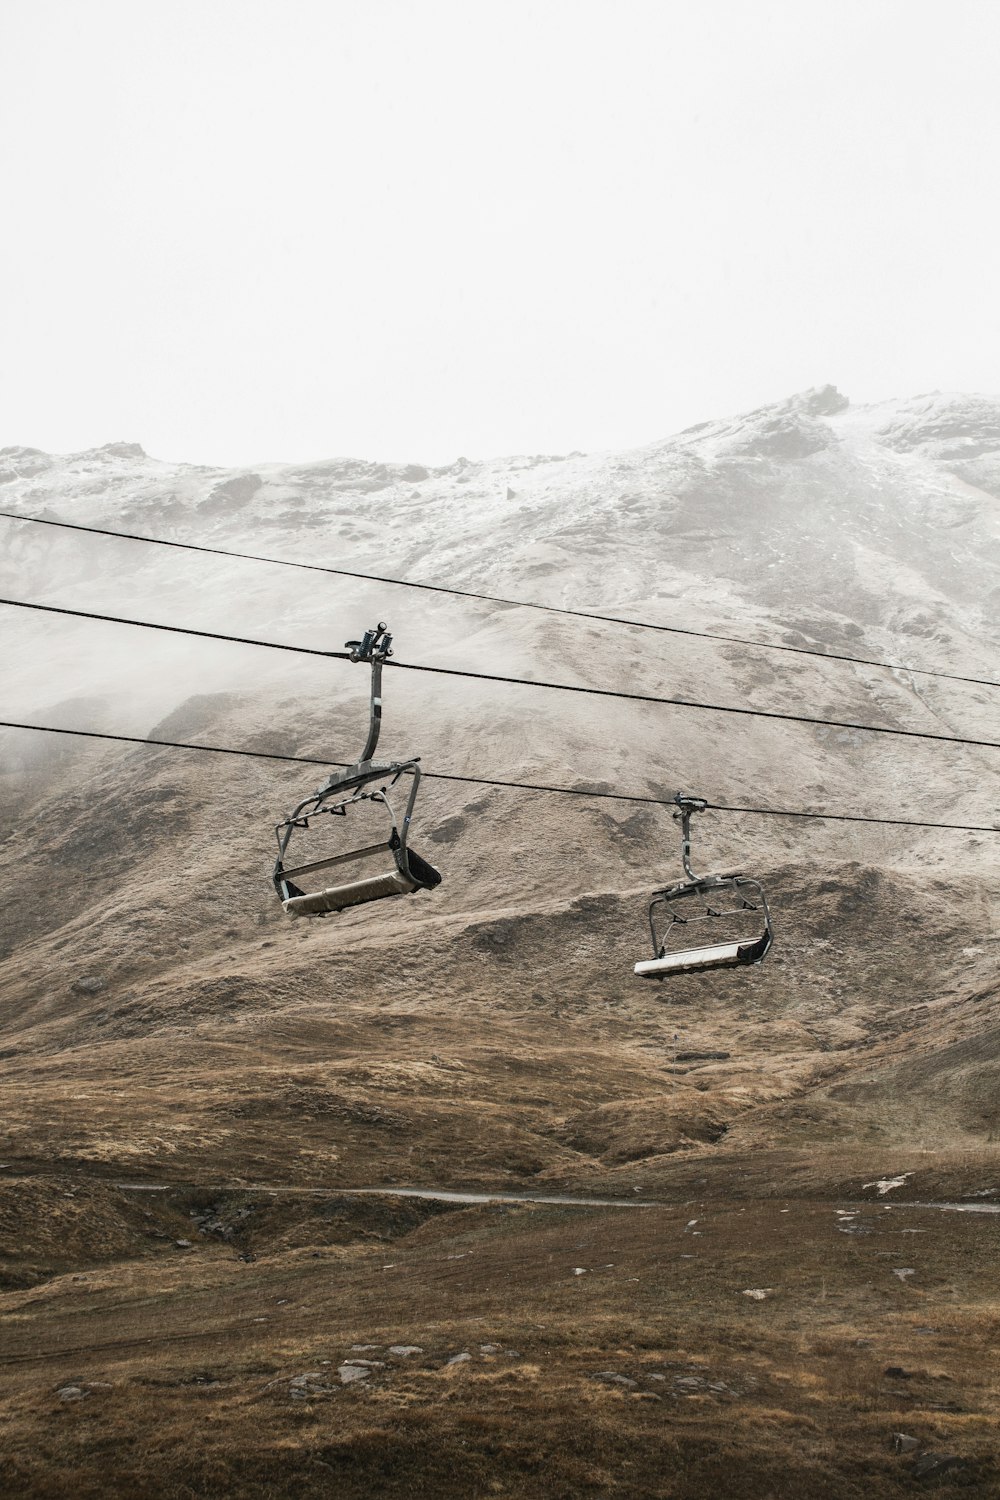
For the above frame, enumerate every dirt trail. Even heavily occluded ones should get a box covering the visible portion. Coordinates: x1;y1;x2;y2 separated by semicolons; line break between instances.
112;1181;661;1208
111;1181;1000;1213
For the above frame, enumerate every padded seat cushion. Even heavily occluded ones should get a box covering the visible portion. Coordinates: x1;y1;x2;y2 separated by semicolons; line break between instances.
634;930;770;978
283;869;416;916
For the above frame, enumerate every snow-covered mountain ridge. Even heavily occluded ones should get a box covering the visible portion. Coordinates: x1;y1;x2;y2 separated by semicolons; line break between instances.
3;386;997;665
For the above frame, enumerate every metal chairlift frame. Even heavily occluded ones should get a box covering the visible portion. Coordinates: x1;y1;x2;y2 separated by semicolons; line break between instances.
634;794;773;979
272;623;441;916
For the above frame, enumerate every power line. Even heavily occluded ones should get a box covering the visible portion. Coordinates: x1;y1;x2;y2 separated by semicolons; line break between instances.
2;718;998;834
2;594;998;752
2;507;997;690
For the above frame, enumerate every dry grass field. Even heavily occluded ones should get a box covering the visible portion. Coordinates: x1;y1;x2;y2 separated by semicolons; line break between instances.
2;1185;1000;1497
3;777;998;1497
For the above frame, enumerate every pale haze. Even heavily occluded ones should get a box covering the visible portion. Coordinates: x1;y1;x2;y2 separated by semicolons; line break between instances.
3;0;999;466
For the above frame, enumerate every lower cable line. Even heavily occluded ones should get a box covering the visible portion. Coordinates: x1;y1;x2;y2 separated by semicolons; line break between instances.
1;718;997;834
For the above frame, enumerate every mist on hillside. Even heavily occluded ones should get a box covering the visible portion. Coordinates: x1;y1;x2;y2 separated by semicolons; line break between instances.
1;387;997;844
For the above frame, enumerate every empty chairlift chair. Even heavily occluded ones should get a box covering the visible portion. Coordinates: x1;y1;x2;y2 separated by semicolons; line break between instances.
634;794;773;980
273;623;442;917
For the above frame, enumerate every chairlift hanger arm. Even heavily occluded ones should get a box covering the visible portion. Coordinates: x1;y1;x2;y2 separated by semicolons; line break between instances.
672;792;708;882
341;622;394;765
279;623;398;827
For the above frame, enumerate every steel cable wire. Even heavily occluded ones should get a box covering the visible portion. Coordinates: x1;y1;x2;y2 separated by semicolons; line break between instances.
1;507;997;688
1;718;997;833
1;596;997;751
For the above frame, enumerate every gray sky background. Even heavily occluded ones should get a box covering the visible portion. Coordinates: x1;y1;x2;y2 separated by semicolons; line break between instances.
3;0;999;466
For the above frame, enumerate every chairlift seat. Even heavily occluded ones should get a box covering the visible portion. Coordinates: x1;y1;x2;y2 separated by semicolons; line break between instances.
280;841;441;918
634;930;771;978
634;793;774;981
273;626;442;923
284;868;418;916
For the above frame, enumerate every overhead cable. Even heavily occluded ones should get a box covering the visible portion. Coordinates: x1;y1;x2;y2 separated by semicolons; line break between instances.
386;656;1000;751
1;508;996;689
1;595;998;751
2;719;998;834
0;595;351;662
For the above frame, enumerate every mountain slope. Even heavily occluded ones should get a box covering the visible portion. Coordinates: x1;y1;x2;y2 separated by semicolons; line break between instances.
0;385;997;1193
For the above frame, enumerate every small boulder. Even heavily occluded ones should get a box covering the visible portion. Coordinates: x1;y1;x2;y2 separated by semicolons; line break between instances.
912;1452;963;1479
289;1372;333;1399
592;1371;638;1389
893;1434;919;1454
70;976;104;996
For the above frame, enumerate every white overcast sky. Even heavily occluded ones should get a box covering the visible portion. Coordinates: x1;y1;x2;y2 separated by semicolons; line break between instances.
3;0;999;466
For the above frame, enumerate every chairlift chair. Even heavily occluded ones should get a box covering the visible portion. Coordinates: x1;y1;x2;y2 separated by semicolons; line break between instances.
634;794;773;979
273;623;442;917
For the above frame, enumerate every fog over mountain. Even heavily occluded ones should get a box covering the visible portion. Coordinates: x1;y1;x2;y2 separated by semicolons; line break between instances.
3;382;996;828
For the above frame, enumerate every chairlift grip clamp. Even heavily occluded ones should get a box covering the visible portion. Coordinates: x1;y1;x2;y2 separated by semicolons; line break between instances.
346;622;393;664
671;792;708;818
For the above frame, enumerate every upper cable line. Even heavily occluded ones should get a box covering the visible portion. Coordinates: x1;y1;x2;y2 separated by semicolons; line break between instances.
2;594;998;751
1;507;996;690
